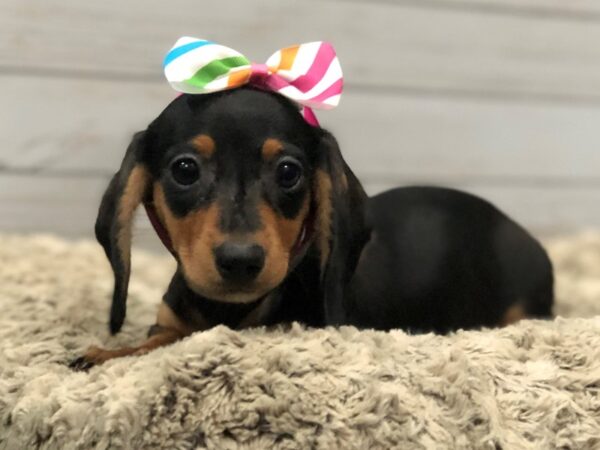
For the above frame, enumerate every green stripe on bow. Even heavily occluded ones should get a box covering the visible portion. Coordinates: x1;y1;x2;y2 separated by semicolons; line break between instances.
187;56;250;88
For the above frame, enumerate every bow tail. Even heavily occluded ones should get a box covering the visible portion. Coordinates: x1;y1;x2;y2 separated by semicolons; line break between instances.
302;107;320;127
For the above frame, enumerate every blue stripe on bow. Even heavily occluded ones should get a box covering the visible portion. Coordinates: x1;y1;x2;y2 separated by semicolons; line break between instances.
163;40;213;68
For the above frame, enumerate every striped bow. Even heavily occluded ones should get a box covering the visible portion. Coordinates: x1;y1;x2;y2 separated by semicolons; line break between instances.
163;37;343;126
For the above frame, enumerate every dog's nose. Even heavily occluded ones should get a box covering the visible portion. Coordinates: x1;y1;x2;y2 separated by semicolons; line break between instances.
214;243;265;283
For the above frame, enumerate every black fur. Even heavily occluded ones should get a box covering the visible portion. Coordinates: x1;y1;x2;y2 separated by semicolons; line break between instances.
95;132;146;334
96;86;553;336
347;187;554;333
96;87;367;334
163;251;325;330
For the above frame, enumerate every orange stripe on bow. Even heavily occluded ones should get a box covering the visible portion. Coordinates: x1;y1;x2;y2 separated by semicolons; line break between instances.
227;68;252;88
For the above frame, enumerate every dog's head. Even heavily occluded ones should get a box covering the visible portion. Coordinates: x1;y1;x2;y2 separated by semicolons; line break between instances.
96;87;368;333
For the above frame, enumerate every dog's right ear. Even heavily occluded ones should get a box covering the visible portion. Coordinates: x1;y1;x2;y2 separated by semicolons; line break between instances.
95;131;150;334
312;129;370;325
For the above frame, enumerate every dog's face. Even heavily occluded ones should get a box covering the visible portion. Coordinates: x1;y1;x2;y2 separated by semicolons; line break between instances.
96;86;368;334
145;89;318;302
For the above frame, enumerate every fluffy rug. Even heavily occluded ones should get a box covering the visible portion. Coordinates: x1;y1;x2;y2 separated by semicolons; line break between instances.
1;233;600;449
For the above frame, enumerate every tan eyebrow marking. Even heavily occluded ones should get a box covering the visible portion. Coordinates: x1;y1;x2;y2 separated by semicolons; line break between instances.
190;134;216;158
262;138;284;160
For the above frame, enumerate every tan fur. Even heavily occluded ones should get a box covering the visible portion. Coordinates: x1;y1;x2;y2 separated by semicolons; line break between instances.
190;134;215;158
253;198;310;290
153;184;226;298
82;302;191;365
82;329;184;365
341;173;348;191
314;169;333;270
156;301;198;335
80;297;200;367
116;166;150;267
501;303;527;326
261;138;283;160
258;198;309;253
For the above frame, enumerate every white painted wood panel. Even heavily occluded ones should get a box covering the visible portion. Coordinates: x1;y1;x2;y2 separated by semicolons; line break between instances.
1;174;598;240
358;0;600;15
427;0;600;14
1;0;599;235
335;92;600;180
0;174;160;248
0;174;107;237
2;75;599;181
365;181;600;234
3;0;600;99
0;76;172;173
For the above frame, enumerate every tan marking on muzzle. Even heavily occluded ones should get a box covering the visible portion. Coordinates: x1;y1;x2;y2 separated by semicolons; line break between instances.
257;197;310;252
152;184;225;291
252;197;309;286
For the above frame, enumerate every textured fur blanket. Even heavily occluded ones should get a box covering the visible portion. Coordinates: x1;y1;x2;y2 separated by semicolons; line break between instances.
1;233;599;449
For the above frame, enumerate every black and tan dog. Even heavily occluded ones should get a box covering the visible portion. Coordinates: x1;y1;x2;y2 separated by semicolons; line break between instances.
70;87;553;369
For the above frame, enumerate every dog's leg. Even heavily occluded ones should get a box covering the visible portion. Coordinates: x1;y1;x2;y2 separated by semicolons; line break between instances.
69;302;193;371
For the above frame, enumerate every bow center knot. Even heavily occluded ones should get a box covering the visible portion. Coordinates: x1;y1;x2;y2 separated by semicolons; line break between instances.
249;63;272;87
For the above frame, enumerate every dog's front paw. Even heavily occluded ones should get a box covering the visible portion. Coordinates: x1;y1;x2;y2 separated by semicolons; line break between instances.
68;346;102;371
67;345;115;371
68;356;95;371
68;345;139;371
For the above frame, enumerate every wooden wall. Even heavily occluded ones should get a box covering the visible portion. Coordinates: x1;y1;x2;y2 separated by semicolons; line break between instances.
1;0;600;248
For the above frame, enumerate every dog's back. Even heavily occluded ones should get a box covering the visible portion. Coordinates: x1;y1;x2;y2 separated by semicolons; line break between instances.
347;186;553;333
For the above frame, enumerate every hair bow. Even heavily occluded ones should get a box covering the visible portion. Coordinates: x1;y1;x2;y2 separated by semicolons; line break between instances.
163;37;343;126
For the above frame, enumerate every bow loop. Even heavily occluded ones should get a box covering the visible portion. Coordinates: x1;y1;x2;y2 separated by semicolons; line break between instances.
163;37;343;125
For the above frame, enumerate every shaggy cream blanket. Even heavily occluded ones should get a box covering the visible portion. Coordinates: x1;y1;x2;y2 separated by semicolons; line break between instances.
0;233;599;449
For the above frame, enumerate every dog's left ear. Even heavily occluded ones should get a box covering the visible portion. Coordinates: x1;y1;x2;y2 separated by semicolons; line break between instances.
313;129;370;324
95;131;151;334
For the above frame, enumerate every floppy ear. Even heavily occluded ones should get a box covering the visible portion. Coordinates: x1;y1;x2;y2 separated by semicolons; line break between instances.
95;131;150;334
313;130;370;325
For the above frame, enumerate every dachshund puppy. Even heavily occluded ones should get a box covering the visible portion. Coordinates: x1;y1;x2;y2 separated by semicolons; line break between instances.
70;86;553;369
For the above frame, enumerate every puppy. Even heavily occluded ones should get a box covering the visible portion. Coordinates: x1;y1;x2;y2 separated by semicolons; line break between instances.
70;86;553;369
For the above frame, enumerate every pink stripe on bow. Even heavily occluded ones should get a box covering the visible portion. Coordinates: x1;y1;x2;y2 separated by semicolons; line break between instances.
306;78;343;104
290;43;337;93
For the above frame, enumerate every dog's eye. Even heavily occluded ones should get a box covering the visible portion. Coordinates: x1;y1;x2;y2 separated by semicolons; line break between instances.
276;159;303;190
171;157;199;186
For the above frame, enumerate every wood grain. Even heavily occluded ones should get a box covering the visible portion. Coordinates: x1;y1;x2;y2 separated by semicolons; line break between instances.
420;0;600;15
3;0;600;100
365;181;600;234
0;174;163;249
0;76;172;173
1;174;599;241
1;0;599;236
348;0;600;16
2;75;600;181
